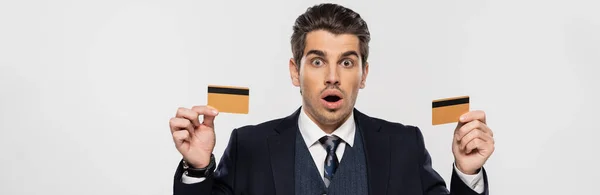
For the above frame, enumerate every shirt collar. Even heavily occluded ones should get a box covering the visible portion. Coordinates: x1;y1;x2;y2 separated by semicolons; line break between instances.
298;106;356;148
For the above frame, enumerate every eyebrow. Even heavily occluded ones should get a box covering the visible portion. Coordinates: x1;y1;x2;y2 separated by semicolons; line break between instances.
305;50;359;58
340;51;359;58
306;50;326;57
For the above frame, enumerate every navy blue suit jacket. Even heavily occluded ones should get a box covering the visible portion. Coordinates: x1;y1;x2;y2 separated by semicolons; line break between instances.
173;107;489;195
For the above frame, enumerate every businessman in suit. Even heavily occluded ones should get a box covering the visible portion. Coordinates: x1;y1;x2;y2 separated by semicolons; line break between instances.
169;3;495;195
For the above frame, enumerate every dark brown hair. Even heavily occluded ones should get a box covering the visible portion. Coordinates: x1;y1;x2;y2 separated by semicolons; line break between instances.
291;3;371;69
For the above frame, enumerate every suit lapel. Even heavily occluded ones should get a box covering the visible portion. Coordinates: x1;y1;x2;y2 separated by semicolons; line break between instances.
267;108;391;194
355;109;390;195
268;108;300;195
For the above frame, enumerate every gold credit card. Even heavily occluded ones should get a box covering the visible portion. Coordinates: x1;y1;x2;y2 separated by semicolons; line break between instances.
432;96;469;125
207;85;249;114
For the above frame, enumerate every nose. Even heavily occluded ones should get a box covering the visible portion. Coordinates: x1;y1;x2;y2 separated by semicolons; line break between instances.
325;63;340;86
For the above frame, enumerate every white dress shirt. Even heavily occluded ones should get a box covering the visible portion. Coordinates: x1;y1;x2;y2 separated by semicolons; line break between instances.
297;107;356;181
182;107;485;193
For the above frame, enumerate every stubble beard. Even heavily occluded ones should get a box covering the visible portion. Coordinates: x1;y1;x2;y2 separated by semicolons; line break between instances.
301;89;354;127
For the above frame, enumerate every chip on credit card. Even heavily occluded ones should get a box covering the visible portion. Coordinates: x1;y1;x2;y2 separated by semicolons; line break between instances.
207;85;249;114
432;96;469;125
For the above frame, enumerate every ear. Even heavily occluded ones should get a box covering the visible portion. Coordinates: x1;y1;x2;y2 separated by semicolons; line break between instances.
360;62;369;89
289;58;300;87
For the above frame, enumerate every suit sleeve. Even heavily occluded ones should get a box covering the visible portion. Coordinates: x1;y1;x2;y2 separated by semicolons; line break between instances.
413;126;489;195
173;129;239;195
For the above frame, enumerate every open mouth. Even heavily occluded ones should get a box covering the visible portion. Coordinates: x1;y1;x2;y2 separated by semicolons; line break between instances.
323;95;342;102
320;90;344;109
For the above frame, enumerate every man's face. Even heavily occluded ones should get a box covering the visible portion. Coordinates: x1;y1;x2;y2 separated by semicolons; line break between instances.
289;29;369;129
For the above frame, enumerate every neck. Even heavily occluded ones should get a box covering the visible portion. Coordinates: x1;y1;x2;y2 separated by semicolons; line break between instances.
302;107;352;134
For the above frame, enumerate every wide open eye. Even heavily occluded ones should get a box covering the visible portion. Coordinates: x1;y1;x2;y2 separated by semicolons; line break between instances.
311;58;324;67
341;59;354;67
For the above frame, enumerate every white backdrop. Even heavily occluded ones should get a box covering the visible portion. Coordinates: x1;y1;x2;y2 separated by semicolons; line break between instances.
1;0;599;194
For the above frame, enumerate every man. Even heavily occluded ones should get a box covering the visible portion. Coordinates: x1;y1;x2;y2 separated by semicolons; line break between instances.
169;3;494;195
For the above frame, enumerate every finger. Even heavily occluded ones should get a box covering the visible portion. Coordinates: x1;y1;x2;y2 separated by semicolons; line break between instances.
191;105;219;117
191;105;219;128
459;110;486;124
203;114;217;128
479;122;493;137
169;117;195;136
465;121;493;137
172;130;190;146
455;120;484;141
176;107;201;127
465;138;485;154
460;129;493;151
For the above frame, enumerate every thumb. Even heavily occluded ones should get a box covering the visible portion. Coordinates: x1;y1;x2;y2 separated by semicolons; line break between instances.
201;108;219;128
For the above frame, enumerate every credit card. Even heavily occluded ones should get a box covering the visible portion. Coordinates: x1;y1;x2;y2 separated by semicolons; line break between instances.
207;85;249;114
432;96;469;125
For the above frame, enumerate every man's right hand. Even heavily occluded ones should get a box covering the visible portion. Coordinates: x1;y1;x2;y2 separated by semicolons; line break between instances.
170;105;219;168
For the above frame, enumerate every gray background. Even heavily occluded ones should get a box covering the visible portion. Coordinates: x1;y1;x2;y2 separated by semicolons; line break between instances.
1;0;598;194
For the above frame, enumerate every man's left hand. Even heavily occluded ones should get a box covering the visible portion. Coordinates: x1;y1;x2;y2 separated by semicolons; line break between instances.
452;110;495;175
